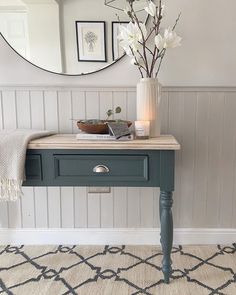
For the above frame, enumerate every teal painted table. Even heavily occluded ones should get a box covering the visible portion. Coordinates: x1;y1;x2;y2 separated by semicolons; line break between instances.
25;134;180;283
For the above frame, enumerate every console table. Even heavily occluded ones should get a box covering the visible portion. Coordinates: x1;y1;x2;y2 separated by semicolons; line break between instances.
25;134;180;283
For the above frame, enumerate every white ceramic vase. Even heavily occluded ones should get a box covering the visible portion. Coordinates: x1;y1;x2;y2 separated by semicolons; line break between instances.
136;78;161;137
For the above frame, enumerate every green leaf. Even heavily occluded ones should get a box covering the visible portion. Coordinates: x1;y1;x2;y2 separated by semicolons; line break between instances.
106;109;113;118
115;106;122;114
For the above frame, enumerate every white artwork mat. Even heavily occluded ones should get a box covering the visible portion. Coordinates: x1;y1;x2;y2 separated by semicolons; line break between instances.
76;22;106;61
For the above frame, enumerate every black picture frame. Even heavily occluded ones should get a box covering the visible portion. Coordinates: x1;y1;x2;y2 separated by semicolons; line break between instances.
112;21;129;61
75;21;107;63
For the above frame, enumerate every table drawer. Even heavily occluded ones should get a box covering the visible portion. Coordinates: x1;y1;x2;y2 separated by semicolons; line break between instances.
25;154;42;181
54;154;149;184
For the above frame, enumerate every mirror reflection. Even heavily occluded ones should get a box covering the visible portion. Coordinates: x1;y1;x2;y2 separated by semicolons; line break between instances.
0;0;146;75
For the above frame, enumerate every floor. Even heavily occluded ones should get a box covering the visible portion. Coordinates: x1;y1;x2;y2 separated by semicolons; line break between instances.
0;244;236;295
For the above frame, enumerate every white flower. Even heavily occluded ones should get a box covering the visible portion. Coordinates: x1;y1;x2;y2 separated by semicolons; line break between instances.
118;22;147;53
144;1;156;17
119;40;133;56
155;28;182;50
163;27;182;48
155;34;165;50
145;2;165;17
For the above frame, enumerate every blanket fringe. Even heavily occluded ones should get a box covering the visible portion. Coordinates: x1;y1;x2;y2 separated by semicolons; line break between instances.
0;178;23;201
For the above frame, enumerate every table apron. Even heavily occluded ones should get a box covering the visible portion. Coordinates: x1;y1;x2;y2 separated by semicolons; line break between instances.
23;149;175;189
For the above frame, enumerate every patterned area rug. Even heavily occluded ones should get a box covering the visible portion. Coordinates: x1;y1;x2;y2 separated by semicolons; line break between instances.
0;244;236;295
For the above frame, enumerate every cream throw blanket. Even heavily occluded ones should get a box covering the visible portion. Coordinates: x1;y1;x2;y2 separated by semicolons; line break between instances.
0;129;55;201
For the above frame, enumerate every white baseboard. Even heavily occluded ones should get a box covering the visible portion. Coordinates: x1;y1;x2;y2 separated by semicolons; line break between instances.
0;228;235;245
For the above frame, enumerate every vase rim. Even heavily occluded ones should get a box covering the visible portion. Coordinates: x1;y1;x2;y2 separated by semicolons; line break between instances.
139;78;158;82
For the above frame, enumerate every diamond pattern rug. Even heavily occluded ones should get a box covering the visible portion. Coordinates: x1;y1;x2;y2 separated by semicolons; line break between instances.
0;244;236;295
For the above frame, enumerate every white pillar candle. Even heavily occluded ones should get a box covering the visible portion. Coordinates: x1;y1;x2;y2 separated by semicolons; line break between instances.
135;121;150;139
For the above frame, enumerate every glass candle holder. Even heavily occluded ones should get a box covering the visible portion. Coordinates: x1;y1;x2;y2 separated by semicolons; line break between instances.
135;121;150;139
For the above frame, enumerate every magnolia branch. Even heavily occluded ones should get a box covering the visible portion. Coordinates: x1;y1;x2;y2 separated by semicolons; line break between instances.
121;0;181;78
130;3;150;77
129;46;144;78
155;49;166;77
149;0;163;77
172;13;181;31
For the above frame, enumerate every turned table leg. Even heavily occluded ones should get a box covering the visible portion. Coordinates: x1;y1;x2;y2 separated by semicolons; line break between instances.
160;190;173;284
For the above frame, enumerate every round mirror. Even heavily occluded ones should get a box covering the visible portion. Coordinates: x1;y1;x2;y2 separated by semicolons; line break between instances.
0;0;147;75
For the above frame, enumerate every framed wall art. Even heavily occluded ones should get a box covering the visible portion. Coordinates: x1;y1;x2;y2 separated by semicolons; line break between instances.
76;21;107;62
112;21;129;61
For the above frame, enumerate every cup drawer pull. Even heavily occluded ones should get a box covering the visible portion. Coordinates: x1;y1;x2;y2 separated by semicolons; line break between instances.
93;165;110;173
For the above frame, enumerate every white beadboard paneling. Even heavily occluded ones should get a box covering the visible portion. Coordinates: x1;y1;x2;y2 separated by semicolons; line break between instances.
0;86;236;232
113;187;127;228
16;91;31;128
205;93;225;227
168;92;183;227
44;91;59;132
160;91;169;134
34;187;48;228
60;187;74;228
100;190;114;228
47;187;61;228
140;188;154;227
87;193;100;228
8;201;22;229
219;93;236;227
0;91;3;129
179;92;197;227
58;91;73;133
30;91;45;130
74;187;87;228
127;91;136;128
21;187;35;228
113;92;127;120
192;92;210;227
71;91;86;133
2;91;17;129
99;91;113;120
86;91;99;119
127;188;140;228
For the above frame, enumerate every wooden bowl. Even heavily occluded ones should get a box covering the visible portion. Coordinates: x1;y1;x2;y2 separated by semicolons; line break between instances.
77;120;132;134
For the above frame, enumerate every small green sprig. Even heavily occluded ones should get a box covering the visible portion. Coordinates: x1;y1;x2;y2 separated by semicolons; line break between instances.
106;106;122;120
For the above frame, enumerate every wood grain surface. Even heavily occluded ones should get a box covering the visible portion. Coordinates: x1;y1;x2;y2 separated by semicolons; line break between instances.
28;134;181;150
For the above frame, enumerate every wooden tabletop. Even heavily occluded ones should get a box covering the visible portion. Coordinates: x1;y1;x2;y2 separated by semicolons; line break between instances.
28;134;180;150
